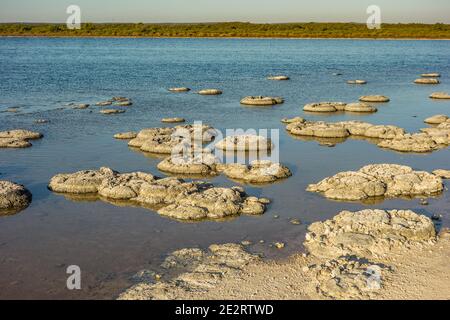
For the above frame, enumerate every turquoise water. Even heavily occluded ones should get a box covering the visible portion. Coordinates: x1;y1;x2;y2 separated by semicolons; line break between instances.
0;38;449;299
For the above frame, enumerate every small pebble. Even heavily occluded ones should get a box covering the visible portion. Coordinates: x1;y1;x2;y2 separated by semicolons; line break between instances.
274;242;285;249
241;240;252;246
290;219;302;225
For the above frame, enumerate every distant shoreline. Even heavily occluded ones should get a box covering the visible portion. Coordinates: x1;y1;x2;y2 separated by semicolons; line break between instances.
1;35;450;41
1;22;449;40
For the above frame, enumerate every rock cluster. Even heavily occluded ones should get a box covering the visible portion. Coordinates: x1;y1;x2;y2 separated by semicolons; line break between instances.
124;124;217;154
285;118;450;153
0;180;32;212
0;129;43;148
48;167;268;220
303;102;377;113
240;96;284;106
157;155;291;184
306;164;443;201
118;243;260;300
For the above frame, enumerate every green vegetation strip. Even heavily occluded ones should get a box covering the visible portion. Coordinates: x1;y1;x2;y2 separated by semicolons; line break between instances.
1;22;450;39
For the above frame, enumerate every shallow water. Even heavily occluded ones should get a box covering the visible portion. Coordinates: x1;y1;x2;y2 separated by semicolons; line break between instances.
0;38;449;299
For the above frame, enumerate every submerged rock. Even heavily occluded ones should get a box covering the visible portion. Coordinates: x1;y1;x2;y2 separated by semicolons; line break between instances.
95;101;113;106
0;129;43;148
281;117;305;124
267;75;289;80
430;92;450;99
240;96;284;106
215;135;273;151
118;243;259;300
198;89;222;95
114;101;133;106
305;209;436;259
0;180;32;211
414;78;440;84
307;164;443;201
48;167;268;221
359;95;390;103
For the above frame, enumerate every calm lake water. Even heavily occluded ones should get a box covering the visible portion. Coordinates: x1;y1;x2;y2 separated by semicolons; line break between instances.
0;38;449;299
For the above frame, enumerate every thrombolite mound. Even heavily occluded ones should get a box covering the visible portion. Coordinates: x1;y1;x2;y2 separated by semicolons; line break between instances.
424;115;448;124
114;132;138;140
305;209;436;259
198;89;222;95
347;80;367;84
306;164;443;201
72;104;89;109
267;75;289;80
433;169;450;179
118;243;260;300
430;92;450;99
303;102;376;113
359;95;390;103
95;100;112;106
100;109;125;114
125;124;217;155
168;87;190;92
414;78;440;84
48;167;268;221
157;155;291;184
216;160;292;184
285;118;450;153
240;96;284;106
281;117;305;124
215;135;273;151
161;117;185;123
0;129;43;148
421;73;440;78
0;180;32;211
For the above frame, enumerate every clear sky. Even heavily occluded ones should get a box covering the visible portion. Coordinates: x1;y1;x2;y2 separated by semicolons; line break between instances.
1;0;449;23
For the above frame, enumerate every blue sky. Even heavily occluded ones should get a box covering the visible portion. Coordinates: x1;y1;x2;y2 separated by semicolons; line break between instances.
1;0;449;23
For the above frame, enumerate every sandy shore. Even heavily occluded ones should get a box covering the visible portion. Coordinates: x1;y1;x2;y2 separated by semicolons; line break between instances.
177;231;450;300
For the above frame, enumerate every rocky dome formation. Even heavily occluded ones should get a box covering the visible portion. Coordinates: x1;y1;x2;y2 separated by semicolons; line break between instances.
198;89;222;95
168;87;190;92
114;132;138;139
414;78;440;84
100;109;125;114
430;92;450;99
359;95;390;103
161;117;185;123
305;209;436;259
240;96;284;106
307;164;443;201
303;102;376;113
421;73;440;77
48;167;268;221
267;75;290;80
126;124;217;155
424;115;449;124
0;180;32;211
215;135;273;151
347;80;367;84
0;129;43;148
